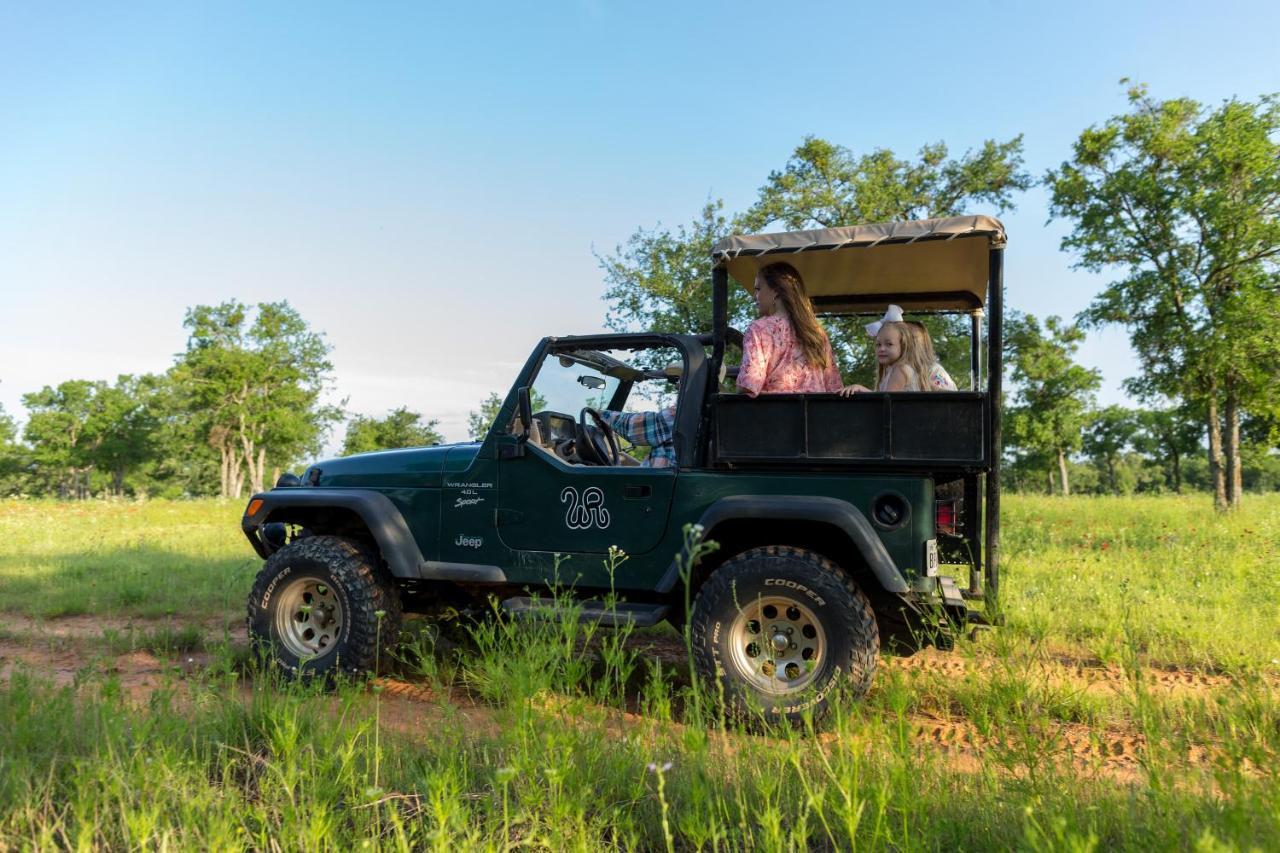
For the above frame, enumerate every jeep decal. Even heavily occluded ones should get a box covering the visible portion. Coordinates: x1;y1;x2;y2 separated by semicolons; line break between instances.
561;486;610;530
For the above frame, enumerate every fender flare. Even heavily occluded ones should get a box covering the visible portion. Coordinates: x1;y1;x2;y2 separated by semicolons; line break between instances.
242;489;427;580
656;494;910;595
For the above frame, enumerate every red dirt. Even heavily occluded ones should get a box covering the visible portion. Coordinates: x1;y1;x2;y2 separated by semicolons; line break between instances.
1;612;1269;787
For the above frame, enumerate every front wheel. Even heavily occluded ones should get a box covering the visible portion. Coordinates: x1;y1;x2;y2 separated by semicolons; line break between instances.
247;535;402;678
690;546;878;726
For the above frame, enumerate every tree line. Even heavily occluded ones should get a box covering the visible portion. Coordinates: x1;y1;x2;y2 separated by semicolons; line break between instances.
1;85;1275;506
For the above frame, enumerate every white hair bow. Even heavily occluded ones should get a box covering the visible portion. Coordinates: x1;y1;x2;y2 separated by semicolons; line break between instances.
865;304;904;337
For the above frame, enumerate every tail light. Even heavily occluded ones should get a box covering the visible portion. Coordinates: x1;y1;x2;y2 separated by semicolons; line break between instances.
935;499;959;536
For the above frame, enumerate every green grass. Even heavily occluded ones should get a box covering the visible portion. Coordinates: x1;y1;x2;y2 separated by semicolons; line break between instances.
1002;494;1280;671
1;495;1278;849
0;499;254;619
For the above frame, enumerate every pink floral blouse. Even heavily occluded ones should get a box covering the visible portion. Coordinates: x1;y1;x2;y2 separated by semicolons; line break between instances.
737;314;843;396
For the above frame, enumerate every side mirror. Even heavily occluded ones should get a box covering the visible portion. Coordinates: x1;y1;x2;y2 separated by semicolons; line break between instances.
517;386;534;442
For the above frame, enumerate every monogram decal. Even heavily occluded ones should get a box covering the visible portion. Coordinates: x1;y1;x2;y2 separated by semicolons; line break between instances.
561;486;611;530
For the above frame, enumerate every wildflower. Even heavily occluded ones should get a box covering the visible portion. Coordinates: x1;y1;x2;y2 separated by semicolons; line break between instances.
495;766;518;784
647;761;673;774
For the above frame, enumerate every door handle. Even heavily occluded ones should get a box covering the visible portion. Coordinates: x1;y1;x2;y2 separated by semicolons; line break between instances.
623;485;651;499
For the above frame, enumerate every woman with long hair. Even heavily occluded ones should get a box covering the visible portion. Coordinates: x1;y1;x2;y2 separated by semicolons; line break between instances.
736;262;843;397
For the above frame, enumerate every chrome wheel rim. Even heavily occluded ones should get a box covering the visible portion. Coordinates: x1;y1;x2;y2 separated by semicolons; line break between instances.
726;594;825;694
273;577;343;659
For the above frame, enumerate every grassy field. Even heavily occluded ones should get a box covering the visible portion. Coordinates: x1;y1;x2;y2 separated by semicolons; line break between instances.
0;495;1277;849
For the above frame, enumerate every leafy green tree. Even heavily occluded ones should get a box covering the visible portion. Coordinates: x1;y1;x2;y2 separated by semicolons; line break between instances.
19;376;163;497
467;392;506;441
22;380;99;498
1004;314;1101;495
0;404;29;495
467;390;546;441
601;135;1031;383
1048;84;1280;510
173;301;342;497
119;372;216;499
1083;406;1141;495
739;135;1032;232
343;408;443;455
86;374;161;496
600;201;748;337
1132;405;1204;493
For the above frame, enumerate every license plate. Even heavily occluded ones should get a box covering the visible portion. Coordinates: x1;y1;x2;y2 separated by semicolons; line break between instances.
924;539;939;577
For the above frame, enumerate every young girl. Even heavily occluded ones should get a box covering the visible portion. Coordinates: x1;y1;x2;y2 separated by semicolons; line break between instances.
905;321;959;391
838;306;954;394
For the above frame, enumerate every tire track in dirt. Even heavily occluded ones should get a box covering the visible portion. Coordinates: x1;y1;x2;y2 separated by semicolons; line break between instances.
901;714;1160;782
884;647;1250;700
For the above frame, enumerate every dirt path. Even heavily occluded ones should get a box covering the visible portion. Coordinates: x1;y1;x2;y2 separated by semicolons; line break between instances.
884;646;1243;699
1;613;1268;787
0;611;240;641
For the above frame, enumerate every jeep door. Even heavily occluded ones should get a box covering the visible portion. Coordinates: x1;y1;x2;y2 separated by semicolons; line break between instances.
494;349;678;562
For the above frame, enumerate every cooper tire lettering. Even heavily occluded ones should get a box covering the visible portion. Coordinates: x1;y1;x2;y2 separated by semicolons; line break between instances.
764;577;826;607
260;566;291;608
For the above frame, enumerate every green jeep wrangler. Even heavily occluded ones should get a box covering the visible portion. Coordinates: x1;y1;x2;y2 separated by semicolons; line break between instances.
241;214;1007;724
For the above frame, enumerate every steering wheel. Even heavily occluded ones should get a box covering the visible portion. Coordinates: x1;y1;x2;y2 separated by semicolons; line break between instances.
577;407;621;466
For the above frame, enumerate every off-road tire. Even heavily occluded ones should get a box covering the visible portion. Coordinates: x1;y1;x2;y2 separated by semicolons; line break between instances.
247;535;402;678
690;546;878;726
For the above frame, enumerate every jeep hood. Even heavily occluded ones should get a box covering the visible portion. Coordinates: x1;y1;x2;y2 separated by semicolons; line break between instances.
309;443;479;488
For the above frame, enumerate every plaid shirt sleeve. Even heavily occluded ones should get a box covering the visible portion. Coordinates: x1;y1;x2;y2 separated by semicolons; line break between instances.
597;409;677;468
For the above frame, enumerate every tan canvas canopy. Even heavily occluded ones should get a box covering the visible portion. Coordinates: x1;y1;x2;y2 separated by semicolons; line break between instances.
712;214;1006;313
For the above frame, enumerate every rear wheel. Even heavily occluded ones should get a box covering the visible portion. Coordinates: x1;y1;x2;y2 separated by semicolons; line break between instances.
247;535;402;678
690;546;878;726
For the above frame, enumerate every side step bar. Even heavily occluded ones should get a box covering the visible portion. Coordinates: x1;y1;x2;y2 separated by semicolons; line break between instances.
500;597;670;628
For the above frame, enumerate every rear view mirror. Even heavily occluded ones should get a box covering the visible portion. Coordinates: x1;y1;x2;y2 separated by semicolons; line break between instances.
577;375;606;390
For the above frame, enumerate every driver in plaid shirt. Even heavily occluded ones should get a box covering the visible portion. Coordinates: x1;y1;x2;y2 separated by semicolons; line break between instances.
596;361;680;469
597;406;677;468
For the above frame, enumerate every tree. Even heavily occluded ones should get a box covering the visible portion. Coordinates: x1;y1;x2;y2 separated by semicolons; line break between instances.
467;390;546;441
1083;406;1140;495
342;408;443;455
601;135;1032;383
22;380;98;498
600;201;747;338
0;404;28;495
1048;84;1280;511
1004;314;1102;495
173;301;342;497
85;374;161;496
1132;405;1204;493
467;392;505;441
739;135;1032;232
135;373;220;499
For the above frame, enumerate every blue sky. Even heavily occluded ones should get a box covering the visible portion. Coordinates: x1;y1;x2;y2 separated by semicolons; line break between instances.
3;1;1279;446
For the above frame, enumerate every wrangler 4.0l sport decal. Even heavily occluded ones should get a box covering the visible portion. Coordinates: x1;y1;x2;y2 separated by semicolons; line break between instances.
561;486;610;530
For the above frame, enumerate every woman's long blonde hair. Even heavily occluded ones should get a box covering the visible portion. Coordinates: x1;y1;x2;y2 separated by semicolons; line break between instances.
875;321;935;391
757;262;830;369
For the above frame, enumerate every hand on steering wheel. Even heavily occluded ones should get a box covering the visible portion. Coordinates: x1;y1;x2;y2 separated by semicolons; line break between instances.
578;407;621;466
